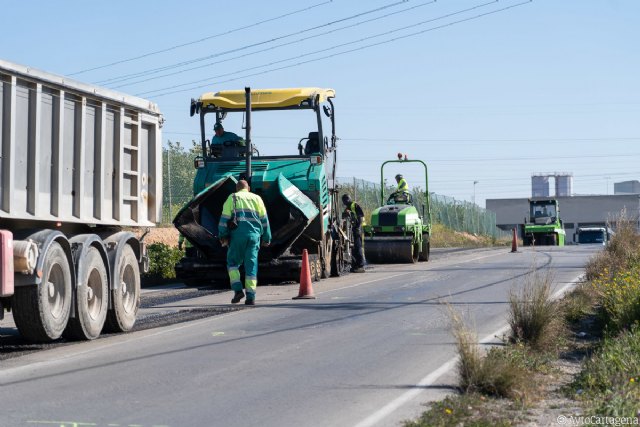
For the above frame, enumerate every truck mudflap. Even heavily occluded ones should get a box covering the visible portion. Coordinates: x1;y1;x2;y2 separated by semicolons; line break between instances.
174;174;319;263
0;230;14;298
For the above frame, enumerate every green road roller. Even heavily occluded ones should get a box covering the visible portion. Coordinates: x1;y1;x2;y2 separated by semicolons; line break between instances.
364;159;431;263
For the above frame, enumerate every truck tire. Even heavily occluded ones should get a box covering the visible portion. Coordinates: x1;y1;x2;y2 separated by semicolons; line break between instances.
104;245;140;333
419;235;430;262
13;242;72;342
64;247;108;340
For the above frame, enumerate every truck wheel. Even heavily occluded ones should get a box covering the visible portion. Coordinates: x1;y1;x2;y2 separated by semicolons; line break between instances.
13;242;72;342
64;247;108;340
104;245;140;333
419;235;430;262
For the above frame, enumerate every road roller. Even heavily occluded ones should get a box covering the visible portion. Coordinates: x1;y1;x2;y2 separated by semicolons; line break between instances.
364;158;431;263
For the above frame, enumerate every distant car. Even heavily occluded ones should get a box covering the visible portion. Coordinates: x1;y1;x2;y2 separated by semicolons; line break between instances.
575;227;611;245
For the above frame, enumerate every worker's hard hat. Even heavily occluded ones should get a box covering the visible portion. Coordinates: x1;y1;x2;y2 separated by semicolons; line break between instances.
341;194;352;205
214;122;223;130
395;174;403;180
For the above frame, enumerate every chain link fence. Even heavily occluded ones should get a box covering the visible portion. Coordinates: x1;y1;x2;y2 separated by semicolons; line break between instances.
336;177;507;238
159;163;506;239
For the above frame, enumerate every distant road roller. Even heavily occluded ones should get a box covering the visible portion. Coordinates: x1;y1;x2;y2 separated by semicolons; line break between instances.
364;159;431;263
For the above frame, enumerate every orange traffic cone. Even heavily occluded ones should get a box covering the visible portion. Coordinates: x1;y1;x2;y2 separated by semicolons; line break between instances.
293;249;316;300
510;227;518;253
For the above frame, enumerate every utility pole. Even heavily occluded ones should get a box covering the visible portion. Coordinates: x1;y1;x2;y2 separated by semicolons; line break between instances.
167;147;172;223
473;180;479;205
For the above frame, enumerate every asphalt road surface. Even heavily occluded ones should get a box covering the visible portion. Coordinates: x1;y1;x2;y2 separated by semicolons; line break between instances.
0;245;599;427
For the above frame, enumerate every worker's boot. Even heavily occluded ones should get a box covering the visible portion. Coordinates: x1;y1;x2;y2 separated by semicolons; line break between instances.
231;291;245;304
245;292;256;305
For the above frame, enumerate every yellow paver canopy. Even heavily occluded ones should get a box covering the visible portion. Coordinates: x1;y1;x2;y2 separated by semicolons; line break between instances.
199;87;335;110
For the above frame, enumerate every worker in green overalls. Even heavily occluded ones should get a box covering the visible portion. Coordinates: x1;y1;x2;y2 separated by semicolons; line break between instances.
342;194;366;273
218;180;271;305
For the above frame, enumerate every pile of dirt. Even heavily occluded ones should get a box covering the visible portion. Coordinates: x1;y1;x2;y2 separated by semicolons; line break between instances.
136;227;180;248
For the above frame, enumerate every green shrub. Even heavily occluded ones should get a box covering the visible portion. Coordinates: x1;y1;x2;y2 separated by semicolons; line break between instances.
592;264;640;332
574;325;640;417
146;243;184;279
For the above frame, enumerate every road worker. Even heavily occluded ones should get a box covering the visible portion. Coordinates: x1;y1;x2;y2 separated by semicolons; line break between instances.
342;194;366;273
210;122;244;157
395;174;409;193
218;180;271;305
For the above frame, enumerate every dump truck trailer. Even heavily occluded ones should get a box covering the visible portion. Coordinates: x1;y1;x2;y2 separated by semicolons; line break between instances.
0;59;163;342
174;87;351;285
522;198;565;246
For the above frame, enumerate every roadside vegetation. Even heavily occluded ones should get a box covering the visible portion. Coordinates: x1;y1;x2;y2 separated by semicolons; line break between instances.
406;212;640;426
571;214;640;417
430;223;511;248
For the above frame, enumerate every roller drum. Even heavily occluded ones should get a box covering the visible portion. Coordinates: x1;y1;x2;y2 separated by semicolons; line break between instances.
365;238;416;263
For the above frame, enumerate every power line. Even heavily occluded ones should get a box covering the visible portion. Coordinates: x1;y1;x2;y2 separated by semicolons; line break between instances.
98;1;408;85
346;153;640;162
136;1;498;94
109;0;437;89
339;137;640;143
69;1;334;76
143;0;532;98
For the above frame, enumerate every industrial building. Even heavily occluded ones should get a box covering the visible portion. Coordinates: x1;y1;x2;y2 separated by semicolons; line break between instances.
615;180;640;195
486;176;640;242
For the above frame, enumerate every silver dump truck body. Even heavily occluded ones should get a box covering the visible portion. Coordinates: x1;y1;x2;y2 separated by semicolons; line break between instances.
0;59;162;227
0;59;163;341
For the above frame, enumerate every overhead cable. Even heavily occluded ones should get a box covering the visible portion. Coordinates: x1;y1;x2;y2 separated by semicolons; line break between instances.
97;0;408;85
70;0;334;76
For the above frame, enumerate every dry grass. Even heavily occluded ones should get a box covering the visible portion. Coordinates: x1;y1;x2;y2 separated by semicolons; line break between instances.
449;306;532;402
508;269;566;352
431;223;507;248
585;210;640;281
562;281;599;325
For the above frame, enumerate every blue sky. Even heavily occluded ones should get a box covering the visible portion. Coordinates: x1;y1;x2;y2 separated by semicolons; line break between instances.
2;0;639;206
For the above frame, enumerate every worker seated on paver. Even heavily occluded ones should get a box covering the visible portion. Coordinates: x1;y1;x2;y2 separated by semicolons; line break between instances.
304;132;321;155
298;132;321;155
210;122;245;158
